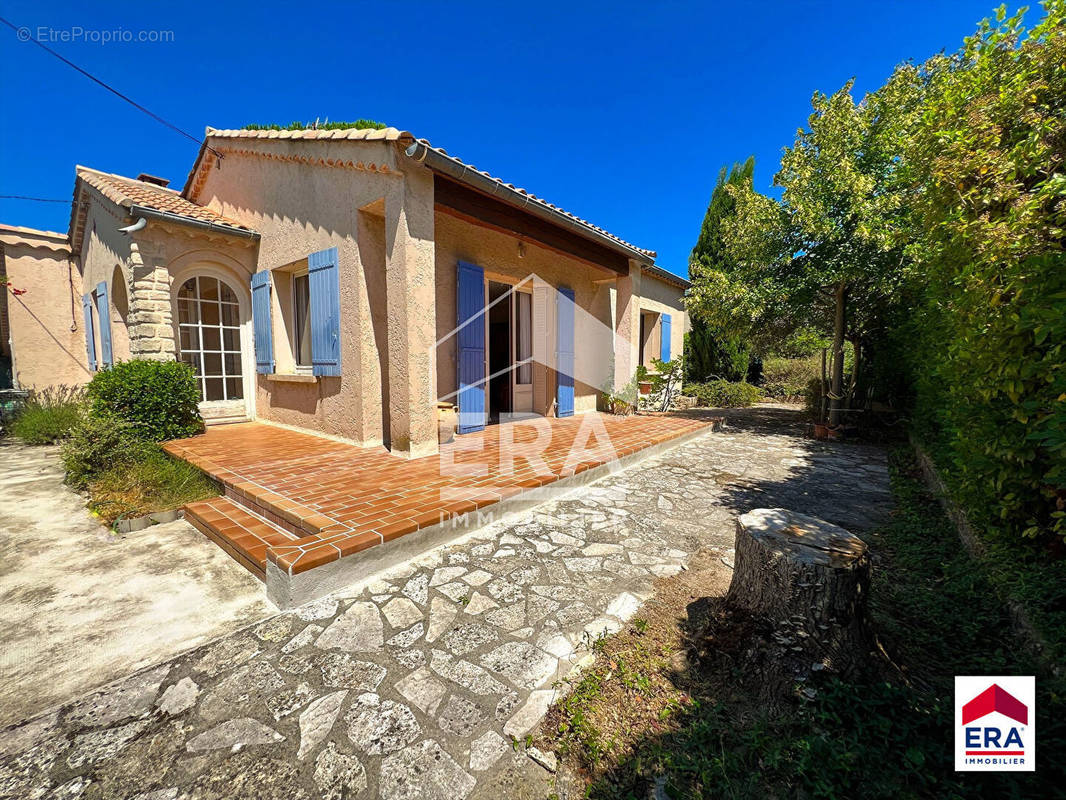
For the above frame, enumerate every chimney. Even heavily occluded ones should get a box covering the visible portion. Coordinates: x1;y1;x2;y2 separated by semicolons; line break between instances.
136;173;170;188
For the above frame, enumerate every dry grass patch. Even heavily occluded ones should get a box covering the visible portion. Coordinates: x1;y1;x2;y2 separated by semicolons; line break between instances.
540;551;733;791
88;449;219;525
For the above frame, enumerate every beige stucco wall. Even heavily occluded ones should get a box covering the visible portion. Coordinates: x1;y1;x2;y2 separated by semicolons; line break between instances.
192;137;423;449
0;230;91;389
433;212;620;417
637;271;688;368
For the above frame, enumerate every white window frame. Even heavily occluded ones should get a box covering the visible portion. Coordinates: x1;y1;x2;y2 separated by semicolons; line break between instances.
291;269;313;374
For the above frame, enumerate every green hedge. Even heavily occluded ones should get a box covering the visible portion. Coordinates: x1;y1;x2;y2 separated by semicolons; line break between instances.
85;360;203;442
888;7;1066;544
683;380;762;408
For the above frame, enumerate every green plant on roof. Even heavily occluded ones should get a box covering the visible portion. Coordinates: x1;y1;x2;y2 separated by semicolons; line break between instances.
241;119;387;131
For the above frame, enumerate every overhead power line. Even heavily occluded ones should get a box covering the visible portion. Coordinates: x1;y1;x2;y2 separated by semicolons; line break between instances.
0;195;70;203
0;16;221;159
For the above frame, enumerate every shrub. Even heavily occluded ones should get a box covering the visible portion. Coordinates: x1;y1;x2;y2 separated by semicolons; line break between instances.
640;357;685;412
760;356;820;399
9;386;84;444
61;410;151;489
683;380;762;408
85;360;203;442
88;447;219;524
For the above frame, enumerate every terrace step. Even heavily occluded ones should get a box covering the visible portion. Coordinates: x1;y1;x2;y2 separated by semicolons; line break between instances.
216;478;338;540
184;496;301;581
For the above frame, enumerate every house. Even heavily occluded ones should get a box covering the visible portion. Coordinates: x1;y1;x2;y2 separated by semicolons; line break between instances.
2;125;690;458
0;224;90;390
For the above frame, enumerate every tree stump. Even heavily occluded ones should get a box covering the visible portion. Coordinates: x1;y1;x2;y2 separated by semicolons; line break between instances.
726;508;874;675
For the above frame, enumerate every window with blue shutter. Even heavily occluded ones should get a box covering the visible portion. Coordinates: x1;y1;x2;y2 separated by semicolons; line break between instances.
660;313;672;362
95;281;113;368
307;247;341;377
82;293;97;371
556;287;575;417
251;271;274;374
456;261;486;433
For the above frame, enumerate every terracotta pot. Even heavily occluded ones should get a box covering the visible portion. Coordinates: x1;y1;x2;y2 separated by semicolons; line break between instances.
437;402;457;444
638;381;653;396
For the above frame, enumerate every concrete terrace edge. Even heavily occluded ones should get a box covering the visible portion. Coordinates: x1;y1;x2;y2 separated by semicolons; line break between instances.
266;422;717;608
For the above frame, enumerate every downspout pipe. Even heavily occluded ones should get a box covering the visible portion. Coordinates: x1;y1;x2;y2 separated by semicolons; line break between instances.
404;141;654;265
118;217;147;235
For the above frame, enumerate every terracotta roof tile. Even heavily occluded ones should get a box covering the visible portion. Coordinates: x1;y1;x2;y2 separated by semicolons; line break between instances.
205;126;410;143
76;166;255;233
0;223;70;253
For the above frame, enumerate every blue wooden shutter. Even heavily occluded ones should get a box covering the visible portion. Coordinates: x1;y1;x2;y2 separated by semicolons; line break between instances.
556;287;575;417
95;281;113;368
456;261;486;433
81;293;97;371
660;313;672;362
308;247;341;377
251;271;274;374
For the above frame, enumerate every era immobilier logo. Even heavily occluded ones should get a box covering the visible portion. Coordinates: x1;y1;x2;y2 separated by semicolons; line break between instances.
955;676;1035;771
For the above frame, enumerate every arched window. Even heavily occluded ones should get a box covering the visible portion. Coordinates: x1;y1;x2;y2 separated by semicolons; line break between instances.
176;276;243;402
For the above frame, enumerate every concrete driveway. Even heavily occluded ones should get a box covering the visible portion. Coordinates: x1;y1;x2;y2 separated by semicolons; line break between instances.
0;441;272;728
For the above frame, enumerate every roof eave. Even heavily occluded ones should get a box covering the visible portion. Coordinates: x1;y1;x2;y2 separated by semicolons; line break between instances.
129;204;260;239
642;264;691;290
405;141;656;265
0;223;71;254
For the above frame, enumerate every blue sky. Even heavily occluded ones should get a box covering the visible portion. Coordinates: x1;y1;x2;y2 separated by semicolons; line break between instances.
1;0;1001;277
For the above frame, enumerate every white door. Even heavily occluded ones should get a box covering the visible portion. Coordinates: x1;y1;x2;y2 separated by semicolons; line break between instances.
512;288;533;414
176;275;247;422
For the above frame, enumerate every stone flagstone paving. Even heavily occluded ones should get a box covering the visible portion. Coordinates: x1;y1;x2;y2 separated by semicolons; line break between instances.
0;407;893;800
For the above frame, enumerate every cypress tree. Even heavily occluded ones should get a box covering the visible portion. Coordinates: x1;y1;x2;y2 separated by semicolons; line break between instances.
686;157;756;383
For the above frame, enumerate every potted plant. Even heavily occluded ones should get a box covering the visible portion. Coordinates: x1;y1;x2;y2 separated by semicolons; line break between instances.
636;364;653;396
437;402;457;444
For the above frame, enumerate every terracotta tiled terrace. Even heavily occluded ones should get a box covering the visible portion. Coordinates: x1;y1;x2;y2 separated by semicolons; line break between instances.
165;412;713;583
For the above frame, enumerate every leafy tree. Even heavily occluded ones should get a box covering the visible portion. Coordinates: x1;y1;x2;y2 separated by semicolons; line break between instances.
701;1;1066;546
704;69;923;424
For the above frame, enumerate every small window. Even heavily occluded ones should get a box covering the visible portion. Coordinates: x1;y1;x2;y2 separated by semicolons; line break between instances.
293;273;312;367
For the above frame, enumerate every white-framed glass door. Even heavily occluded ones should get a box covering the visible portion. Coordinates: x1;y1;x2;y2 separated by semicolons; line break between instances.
512;287;533;414
176;275;245;417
